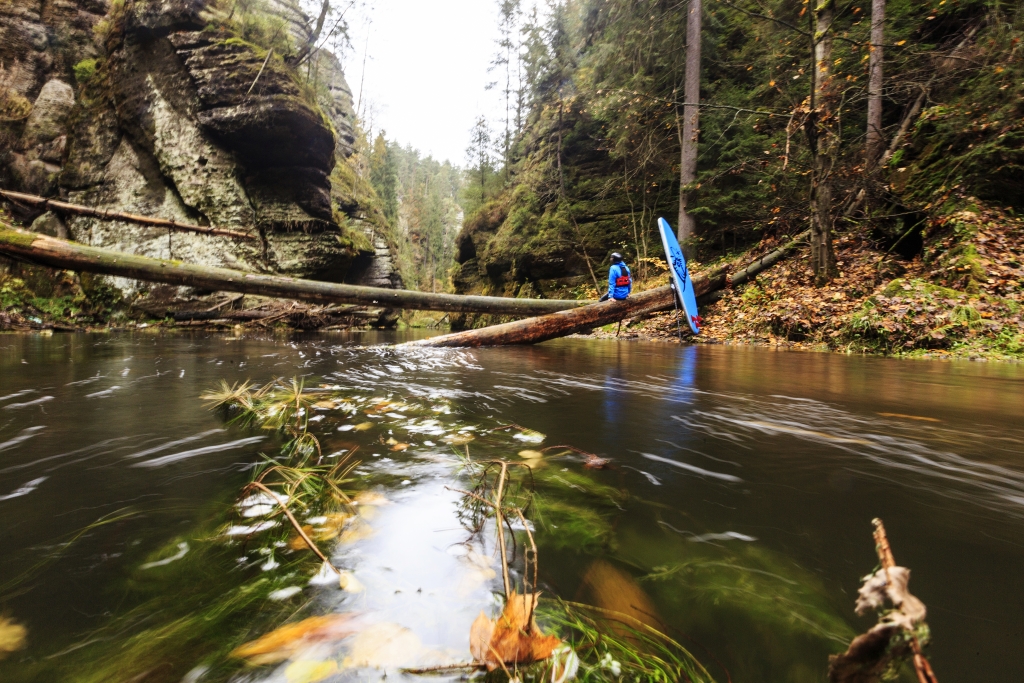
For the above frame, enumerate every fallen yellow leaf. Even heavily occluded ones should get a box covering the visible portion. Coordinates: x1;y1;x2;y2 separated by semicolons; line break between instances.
354;491;390;506
312;513;351;541
342;622;425;668
338;571;364;593
285;659;339;683
340;521;374;544
231;615;356;665
288;525;317;551
0;617;27;659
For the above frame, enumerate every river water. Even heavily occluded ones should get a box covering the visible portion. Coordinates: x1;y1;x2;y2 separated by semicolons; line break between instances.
1;332;1022;682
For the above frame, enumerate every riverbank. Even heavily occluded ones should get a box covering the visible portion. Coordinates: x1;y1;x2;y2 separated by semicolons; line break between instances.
592;205;1024;362
4;204;1023;360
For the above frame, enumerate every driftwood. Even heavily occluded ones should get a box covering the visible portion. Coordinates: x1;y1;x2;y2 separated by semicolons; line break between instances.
0;189;256;241
407;230;811;347
0;223;589;316
828;519;938;683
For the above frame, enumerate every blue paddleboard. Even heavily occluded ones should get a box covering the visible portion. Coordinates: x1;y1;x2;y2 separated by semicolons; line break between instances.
657;217;701;334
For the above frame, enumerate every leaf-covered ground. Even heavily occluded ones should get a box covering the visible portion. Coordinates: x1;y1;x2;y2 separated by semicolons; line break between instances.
596;203;1024;361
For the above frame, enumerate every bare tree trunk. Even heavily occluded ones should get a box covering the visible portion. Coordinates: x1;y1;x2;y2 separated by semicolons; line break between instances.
808;0;838;285
865;0;886;167
676;0;702;252
879;87;926;166
292;0;331;66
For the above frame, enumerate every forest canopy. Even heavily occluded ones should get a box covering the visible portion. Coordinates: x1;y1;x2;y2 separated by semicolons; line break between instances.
454;0;1022;298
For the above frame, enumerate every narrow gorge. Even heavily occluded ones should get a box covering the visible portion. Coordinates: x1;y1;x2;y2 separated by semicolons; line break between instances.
1;0;402;322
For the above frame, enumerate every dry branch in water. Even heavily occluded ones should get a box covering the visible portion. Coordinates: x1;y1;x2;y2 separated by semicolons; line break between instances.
455;458;564;672
244;481;339;576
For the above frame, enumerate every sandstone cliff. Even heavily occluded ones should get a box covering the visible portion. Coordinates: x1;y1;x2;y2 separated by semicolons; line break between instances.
0;0;399;296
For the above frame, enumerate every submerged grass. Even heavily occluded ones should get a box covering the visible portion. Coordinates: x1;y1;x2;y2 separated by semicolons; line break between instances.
9;375;872;682
539;600;716;683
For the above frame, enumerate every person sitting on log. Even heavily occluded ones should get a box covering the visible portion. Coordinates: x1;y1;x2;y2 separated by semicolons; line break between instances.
599;252;632;302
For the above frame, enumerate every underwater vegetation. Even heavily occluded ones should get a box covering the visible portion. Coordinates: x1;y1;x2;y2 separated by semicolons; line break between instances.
0;375;936;683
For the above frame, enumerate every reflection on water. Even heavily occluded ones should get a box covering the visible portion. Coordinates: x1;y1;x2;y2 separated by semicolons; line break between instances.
1;333;1023;681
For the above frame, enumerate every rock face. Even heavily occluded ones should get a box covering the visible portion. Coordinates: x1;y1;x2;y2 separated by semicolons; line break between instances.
0;0;399;293
23;79;75;147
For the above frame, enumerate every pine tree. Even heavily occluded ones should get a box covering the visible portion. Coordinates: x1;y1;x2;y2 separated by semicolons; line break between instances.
369;132;398;226
466;115;493;205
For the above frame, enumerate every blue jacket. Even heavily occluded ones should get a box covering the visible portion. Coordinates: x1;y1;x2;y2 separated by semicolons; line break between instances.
608;262;632;300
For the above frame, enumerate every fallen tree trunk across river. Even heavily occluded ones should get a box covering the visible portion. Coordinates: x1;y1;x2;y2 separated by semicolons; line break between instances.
0;223;588;317
405;230;811;347
0;221;808;339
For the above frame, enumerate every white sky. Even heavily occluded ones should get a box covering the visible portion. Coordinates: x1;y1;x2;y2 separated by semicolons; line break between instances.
341;1;512;166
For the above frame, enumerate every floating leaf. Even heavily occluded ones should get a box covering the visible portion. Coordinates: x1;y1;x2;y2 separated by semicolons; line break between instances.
390;443;409;452
310;513;350;541
288;525;316;551
470;593;561;671
285;659;339;683
339;521;374;544
0;617;27;659
352;422;374;432
230;614;355;665
580;560;664;639
342;622;425;669
354;491;390;506
338;571;364;593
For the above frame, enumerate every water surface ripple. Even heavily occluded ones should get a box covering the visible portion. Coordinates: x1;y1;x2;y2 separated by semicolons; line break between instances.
0;334;1022;681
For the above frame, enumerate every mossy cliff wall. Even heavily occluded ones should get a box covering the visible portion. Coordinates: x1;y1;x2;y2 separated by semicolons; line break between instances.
0;0;399;296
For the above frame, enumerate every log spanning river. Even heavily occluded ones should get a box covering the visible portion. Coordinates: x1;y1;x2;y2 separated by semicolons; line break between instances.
1;333;1022;681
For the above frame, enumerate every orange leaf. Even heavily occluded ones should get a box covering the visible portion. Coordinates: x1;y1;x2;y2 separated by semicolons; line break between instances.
470;593;561;671
231;615;356;665
469;611;495;663
288;525;316;551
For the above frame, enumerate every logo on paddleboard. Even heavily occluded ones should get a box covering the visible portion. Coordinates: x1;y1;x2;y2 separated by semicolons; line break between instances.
671;254;688;292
